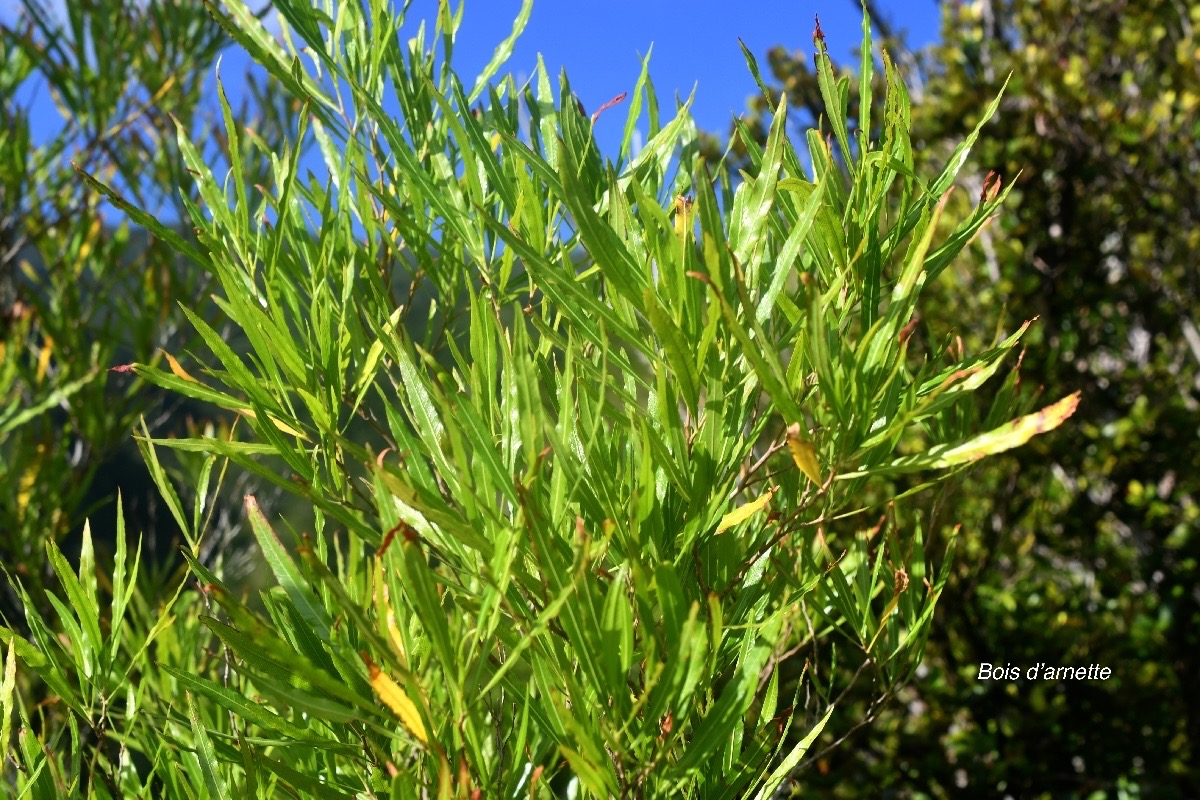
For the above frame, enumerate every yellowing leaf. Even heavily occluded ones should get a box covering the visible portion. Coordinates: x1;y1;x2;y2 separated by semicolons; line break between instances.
16;442;47;522
373;565;409;668
787;424;823;484
36;335;53;383
937;391;1081;466
76;217;101;264
717;486;777;534
1;637;16;758
841;391;1083;478
673;194;695;240
161;349;199;383
362;653;427;745
233;407;311;442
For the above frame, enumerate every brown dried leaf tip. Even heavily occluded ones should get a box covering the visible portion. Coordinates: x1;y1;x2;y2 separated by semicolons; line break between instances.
590;91;628;125
657;713;673;743
530;766;545;793
399;521;420;545
981;170;1003;203
377;522;403;558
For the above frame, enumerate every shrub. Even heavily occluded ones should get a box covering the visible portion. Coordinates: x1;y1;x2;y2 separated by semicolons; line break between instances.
1;2;1074;796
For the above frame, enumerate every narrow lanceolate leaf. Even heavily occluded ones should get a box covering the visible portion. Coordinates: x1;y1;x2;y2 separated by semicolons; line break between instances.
671;644;772;776
244;495;332;643
753;705;836;800
730;92;788;266
44;536;102;678
161;349;199;383
232;407;310;441
843;392;1081;477
1;639;15;757
71;164;210;268
467;0;533;103
936;391;1081;465
787;424;823;485
717;487;777;535
361;652;428;745
162;666;326;743
645;288;701;417
186;690;231;799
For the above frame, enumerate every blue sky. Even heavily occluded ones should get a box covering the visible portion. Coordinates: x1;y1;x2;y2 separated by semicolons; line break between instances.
6;0;943;217
397;1;941;149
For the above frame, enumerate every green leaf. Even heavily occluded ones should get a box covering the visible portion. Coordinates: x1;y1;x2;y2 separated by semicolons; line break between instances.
467;0;532;104
644;287;701;417
730;93;787;267
244;494;332;643
858;8;874;157
670;644;771;776
813;30;852;169
256;752;357;800
753;705;835;799
759;175;825;325
163;667;326;743
393;536;460;691
44;535;102;679
71;165;211;269
185;690;232;799
700;273;805;426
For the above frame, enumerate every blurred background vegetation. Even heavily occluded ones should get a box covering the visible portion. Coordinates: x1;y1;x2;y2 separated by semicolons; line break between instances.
0;0;296;628
701;0;1198;795
2;0;1196;796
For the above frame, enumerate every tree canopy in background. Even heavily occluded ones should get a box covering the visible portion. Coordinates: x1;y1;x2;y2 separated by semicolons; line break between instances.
708;0;1199;795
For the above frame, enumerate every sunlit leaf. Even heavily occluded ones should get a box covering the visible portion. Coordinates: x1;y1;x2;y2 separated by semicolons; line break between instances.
787;424;823;484
716;487;777;534
361;652;428;746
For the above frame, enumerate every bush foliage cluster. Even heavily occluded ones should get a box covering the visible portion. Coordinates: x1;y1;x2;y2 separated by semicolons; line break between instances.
0;0;1178;797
